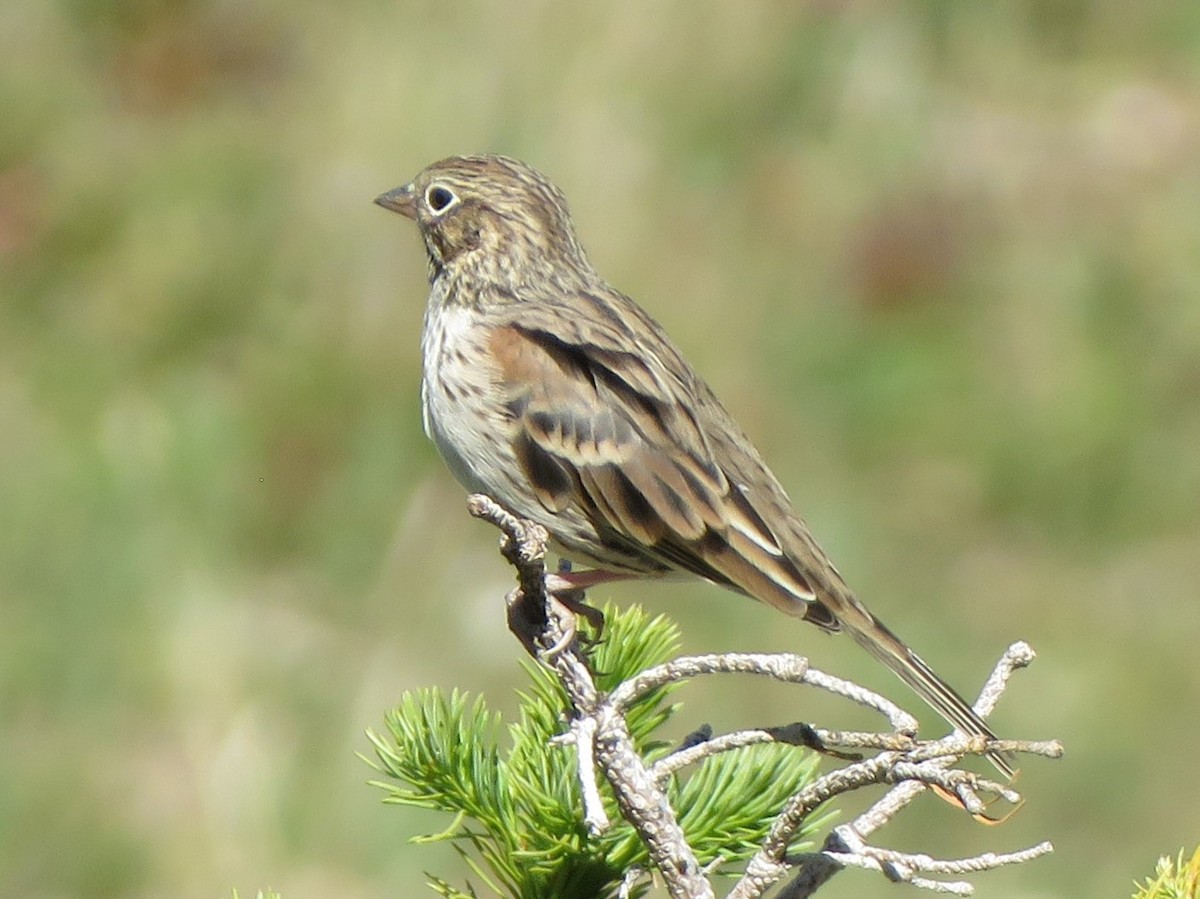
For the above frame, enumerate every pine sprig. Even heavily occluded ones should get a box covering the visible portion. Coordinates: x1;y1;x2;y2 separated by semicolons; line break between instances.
1133;846;1200;899
367;602;823;898
369;689;513;832
675;743;831;864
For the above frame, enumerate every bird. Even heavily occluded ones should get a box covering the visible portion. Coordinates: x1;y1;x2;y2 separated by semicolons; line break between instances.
375;154;1013;778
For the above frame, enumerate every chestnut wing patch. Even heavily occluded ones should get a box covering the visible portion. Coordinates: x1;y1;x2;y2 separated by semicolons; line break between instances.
491;324;824;617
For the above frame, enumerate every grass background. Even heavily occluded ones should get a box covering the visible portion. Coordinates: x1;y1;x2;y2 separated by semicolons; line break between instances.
3;1;1199;897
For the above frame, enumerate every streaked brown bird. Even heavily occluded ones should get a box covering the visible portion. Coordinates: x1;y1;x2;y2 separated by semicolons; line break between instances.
376;154;1012;777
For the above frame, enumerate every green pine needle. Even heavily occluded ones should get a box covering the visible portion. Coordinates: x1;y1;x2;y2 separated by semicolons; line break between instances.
368;602;824;898
1132;846;1200;899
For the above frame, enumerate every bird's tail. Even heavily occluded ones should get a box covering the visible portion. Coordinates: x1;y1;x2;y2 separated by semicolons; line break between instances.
837;604;1016;779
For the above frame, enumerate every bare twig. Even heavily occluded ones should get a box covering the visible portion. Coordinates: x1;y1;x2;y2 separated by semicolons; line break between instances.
552;717;609;834
654;728;791;782
760;645;1064;899
466;495;1059;898
613;652;920;736
468;494;714;899
618;866;649;899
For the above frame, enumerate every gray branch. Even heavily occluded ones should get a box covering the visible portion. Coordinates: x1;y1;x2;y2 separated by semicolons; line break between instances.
469;494;714;899
467;494;1061;898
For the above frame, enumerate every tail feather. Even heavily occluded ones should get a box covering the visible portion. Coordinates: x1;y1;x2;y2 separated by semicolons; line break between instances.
841;609;1017;779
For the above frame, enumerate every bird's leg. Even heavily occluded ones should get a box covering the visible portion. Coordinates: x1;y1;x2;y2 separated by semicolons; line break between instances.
543;560;629;642
544;563;640;595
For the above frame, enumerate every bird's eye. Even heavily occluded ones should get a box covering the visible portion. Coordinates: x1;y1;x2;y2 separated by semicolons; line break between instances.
425;185;457;213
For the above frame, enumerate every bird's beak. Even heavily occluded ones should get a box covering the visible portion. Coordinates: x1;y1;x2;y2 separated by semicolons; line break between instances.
374;183;417;219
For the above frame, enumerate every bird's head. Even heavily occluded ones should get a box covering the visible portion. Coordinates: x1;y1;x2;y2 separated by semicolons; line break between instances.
376;155;593;289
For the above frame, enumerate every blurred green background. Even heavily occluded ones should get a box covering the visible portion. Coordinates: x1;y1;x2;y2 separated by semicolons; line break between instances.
3;1;1199;897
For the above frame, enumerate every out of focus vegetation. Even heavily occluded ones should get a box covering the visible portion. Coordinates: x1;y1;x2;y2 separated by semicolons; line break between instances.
2;2;1198;898
1133;847;1200;899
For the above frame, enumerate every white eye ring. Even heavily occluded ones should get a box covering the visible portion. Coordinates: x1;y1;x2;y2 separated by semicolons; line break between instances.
425;184;459;215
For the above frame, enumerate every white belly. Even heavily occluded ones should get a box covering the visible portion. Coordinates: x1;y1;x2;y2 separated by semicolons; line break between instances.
420;301;517;499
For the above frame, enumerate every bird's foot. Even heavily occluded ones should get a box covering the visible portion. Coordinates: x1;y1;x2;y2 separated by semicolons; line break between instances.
543;561;615;646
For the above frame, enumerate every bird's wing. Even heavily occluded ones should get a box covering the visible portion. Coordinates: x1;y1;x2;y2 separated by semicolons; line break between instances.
487;295;840;629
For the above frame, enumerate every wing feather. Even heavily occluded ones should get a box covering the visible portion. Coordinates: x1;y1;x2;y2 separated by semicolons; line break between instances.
489;319;827;618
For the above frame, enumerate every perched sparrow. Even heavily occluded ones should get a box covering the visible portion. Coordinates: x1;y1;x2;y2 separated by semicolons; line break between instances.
376;155;1012;777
